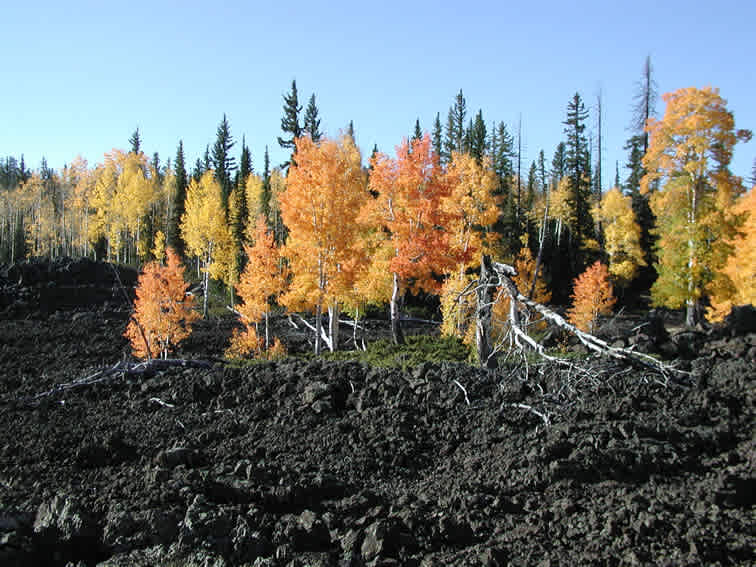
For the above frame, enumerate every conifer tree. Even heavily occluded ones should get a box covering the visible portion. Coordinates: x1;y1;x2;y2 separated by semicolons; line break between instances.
632;55;658;154
167;141;188;255
212;114;236;208
563;92;593;268
445;89;467;158
469;110;487;164
412;119;422;142
261;146;272;222
432;113;443;161
303;93;322;142
278;79;303;169
129;127;142;155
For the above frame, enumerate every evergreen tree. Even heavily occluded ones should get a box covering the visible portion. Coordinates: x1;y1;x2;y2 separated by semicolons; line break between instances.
129;127;142;154
444;89;467;158
468;110;487;164
537;150;548;196
278;79;302;169
347;121;355;142
624;134;655;277
19;155;29;183
167;141;188;256
203;146;211;172
212;114;237;208
152;152;163;183
551;142;567;187
563;93;592;259
261;146;272;221
236;136;253;188
192;158;204;182
303;93;322;142
412;118;422;142
432;113;443;160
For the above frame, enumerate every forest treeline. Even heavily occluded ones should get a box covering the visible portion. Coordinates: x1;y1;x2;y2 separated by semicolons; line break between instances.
1;59;754;343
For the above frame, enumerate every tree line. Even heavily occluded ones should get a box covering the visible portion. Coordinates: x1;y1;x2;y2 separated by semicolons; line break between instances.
1;58;754;349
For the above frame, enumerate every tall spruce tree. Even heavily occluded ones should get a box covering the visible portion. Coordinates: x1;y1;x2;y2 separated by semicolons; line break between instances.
412;119;422;142
444;90;467;158
212;114;236;208
432;113;443;160
167;141;188;256
303;93;322;142
261;146;272;222
129;128;142;154
278;79;303;169
563;93;592;267
551;142;567;187
469;110;487;164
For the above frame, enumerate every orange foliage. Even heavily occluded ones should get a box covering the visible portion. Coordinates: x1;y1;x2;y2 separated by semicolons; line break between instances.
362;134;453;295
124;248;199;359
567;261;616;333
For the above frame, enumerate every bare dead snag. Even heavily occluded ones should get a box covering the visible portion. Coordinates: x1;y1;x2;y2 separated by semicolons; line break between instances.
475;254;498;370
485;260;689;383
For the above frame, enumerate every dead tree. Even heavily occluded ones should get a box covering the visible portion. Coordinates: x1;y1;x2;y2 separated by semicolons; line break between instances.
474;254;688;382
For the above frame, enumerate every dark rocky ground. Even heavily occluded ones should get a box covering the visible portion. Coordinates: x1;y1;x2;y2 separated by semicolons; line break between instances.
0;258;754;566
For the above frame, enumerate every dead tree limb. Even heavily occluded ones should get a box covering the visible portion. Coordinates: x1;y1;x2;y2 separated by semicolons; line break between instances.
486;260;689;382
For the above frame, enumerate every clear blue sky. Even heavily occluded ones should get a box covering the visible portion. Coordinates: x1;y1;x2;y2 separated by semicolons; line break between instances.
2;0;754;184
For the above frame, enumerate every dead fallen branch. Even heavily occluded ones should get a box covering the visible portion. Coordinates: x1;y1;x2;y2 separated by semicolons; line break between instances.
19;359;213;407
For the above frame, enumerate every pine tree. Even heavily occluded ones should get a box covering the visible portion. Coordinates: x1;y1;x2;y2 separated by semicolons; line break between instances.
261;146;272;222
623;134;655;272
212;114;236;208
129;128;142;154
551;142;567;187
432;113;443;161
444;90;467;158
167;141;188;256
303;94;322;142
278;79;303;169
412;119;422;142
563;92;593;265
469;110;487;164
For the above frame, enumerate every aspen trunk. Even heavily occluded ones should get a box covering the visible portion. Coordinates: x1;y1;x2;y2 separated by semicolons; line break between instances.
328;302;340;352
476;254;497;370
390;272;405;346
314;301;322;355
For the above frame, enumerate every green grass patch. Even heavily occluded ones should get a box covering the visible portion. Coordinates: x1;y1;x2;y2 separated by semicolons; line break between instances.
320;334;472;370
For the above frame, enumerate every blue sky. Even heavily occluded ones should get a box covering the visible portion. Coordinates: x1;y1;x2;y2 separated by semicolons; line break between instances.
2;0;754;184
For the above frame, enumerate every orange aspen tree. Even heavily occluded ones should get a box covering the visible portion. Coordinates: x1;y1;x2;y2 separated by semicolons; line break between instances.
279;135;366;355
707;187;756;321
227;216;288;358
641;87;751;326
124;248;199;359
362;133;453;345
567;261;616;333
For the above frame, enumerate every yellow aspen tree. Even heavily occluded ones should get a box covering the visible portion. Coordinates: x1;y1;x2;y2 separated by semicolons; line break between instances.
707;188;756;321
439;151;500;341
279;134;367;354
180;170;234;317
641;87;752;326
124;248;199;359
594;187;646;286
567;261;616;333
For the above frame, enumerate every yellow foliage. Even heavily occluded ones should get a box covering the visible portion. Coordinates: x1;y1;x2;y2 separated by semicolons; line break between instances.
707;188;756;321
594;187;646;286
440;271;477;343
152;230;166;263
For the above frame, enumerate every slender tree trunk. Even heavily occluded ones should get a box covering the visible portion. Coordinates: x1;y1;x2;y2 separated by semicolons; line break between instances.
328;302;340;352
476;254;497;370
314;300;322;355
202;259;209;318
264;311;270;350
390;272;405;345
